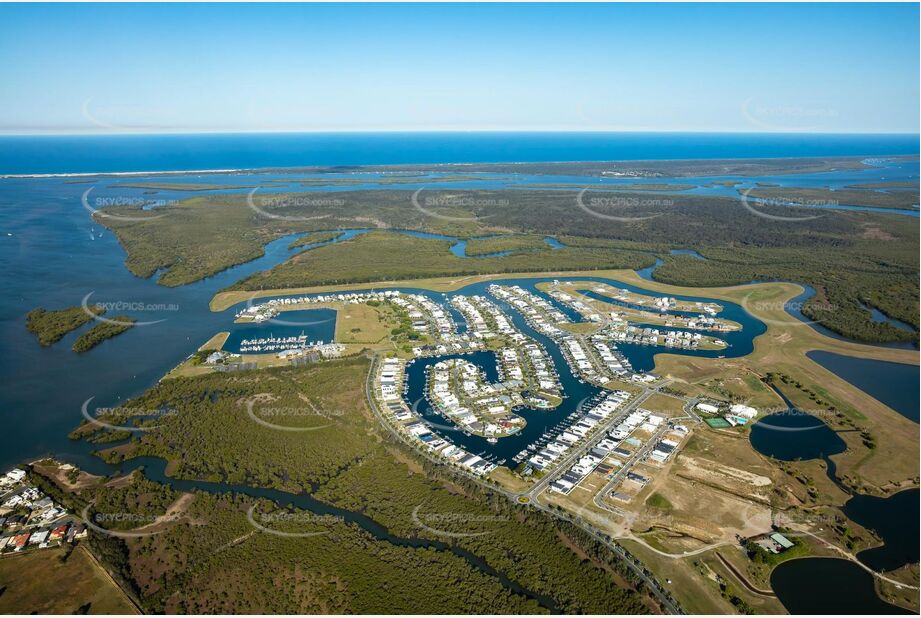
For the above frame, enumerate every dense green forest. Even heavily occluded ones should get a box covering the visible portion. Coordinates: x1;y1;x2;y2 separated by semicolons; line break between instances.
72;359;654;614
230;230;653;292
72;316;136;352
96;184;918;344
742;186;918;210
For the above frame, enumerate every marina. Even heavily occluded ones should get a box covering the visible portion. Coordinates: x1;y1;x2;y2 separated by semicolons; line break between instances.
223;308;337;354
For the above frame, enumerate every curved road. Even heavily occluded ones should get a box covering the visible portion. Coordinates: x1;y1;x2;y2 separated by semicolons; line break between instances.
365;354;683;614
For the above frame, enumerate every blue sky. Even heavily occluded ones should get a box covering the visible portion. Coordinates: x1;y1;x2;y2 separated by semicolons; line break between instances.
0;3;918;134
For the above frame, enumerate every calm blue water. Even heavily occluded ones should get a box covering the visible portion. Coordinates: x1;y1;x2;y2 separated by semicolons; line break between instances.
858;300;917;333
748;377;848;471
669;248;705;260
843;489;920;572
752;383;917;578
806;351;919;422
1;132;918;175
223;309;337;354
771;558;912;615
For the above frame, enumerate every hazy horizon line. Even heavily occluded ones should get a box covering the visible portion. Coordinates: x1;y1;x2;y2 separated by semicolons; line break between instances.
1;128;919;137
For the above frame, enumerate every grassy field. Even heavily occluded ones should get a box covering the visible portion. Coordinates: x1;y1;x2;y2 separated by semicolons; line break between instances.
605;271;918;492
617;539;741;615
328;301;393;345
0;545;139;614
641;393;687;415
645;492;673;510
199;331;229;350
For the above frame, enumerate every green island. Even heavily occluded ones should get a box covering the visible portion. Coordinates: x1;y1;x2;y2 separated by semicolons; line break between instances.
287;230;343;249
25;304;105;346
72;316;136;353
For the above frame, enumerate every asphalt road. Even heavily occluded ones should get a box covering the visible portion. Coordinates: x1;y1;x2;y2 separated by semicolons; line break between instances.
365;354;684;614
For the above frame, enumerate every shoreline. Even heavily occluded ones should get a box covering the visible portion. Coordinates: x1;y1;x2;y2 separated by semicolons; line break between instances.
2;152;917;180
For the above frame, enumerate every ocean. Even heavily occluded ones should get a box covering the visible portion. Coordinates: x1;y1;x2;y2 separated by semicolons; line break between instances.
0;131;918;175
